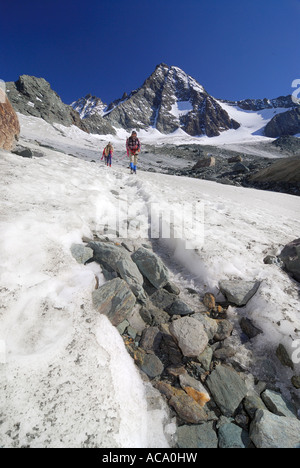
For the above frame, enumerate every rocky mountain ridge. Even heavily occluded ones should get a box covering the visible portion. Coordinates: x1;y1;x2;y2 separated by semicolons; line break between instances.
6;75;89;133
5;64;300;139
222;95;294;112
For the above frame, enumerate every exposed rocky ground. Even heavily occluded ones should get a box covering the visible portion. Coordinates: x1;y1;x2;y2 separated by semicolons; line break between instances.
71;234;300;449
142;136;300;196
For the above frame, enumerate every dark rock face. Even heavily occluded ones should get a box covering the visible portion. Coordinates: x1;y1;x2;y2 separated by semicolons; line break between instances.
264;107;300;137
6;75;89;133
71;94;116;135
103;64;240;137
80;113;116;135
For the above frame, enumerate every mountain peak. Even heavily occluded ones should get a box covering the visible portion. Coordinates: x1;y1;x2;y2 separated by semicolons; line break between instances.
155;62;170;70
100;63;240;137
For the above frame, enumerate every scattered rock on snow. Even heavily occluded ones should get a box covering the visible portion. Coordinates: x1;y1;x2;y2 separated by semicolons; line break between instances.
83;236;299;449
240;317;263;339
278;238;300;283
71;243;94;264
219;279;261;306
276;343;294;370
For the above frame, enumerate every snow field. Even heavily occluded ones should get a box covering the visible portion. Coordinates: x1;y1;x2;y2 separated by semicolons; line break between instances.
0;149;173;448
1;109;300;447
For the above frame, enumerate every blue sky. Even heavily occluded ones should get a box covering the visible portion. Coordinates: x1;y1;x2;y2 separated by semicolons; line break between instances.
1;0;299;105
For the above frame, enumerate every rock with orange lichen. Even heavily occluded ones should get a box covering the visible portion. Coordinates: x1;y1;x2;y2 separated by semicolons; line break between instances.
179;373;210;407
184;386;211;407
155;381;208;424
203;292;216;310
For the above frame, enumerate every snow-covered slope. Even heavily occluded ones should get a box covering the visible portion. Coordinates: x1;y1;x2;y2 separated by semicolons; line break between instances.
1;115;300;447
0;146;175;448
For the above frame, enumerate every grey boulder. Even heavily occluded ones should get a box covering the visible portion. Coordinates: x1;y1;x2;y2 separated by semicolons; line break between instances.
278;238;300;282
250;409;300;448
219;280;261;306
206;364;248;417
92;278;136;326
131;247;169;289
88;241;146;301
169;316;208;357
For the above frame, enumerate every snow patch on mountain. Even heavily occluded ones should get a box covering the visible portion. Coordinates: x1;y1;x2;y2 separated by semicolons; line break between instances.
170;100;193;119
71;94;107;118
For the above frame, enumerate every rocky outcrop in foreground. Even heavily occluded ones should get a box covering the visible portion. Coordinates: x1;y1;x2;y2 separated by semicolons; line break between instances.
71;235;300;449
0;91;20;151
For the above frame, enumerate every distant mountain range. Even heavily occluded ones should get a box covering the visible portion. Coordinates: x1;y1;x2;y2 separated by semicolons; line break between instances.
5;63;300;139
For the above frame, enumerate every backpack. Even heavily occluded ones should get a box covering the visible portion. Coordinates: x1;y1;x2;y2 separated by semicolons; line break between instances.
104;144;112;156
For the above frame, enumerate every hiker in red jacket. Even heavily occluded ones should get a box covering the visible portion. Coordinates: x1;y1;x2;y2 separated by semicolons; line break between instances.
126;131;141;174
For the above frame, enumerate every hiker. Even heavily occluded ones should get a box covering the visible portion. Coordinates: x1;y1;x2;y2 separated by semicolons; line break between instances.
101;142;114;167
126;131;141;174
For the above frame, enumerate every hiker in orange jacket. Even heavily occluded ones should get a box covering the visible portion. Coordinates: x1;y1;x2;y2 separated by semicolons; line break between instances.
101;142;114;167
